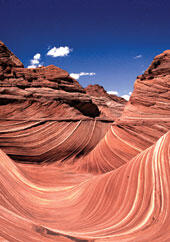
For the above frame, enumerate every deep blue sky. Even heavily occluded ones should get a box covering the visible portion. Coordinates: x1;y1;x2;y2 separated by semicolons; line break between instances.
1;0;170;97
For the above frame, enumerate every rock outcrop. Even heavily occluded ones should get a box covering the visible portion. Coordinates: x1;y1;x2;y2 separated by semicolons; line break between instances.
0;129;169;242
0;41;23;68
0;42;170;242
0;42;120;163
127;50;170;116
0;41;100;119
77;50;170;173
85;84;127;120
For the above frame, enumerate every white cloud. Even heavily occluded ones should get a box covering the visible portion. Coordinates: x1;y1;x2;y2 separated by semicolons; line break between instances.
107;90;119;96
31;59;39;65
27;53;41;68
80;72;96;76
47;46;72;57
70;73;80;79
70;72;96;80
33;53;41;60
27;65;36;69
121;94;130;101
121;92;132;101
134;54;142;59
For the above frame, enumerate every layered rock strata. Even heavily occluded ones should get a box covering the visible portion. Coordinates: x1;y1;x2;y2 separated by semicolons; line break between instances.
0;42;170;242
85;84;126;120
0;41;120;163
76;50;170;173
0;41;100;119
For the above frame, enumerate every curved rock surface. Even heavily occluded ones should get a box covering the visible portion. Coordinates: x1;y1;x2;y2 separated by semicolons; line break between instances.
76;51;170;173
0;131;169;241
0;42;125;163
0;42;170;242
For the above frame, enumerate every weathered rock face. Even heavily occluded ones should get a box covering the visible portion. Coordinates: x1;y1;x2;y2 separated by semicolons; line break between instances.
0;41;100;119
77;50;170;173
0;43;169;166
121;48;170;124
85;84;127;120
85;84;125;103
0;43;170;242
0;42;115;163
127;50;170;116
143;49;170;77
0;41;23;68
0;131;169;242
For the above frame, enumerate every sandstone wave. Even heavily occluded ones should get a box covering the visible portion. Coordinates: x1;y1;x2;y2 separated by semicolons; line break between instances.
0;42;170;241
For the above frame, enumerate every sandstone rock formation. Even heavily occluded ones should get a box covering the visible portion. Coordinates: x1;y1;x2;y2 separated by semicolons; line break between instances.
85;84;126;120
0;41;100;120
76;51;170;173
0;131;169;241
0;42;170;242
0;41;120;163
